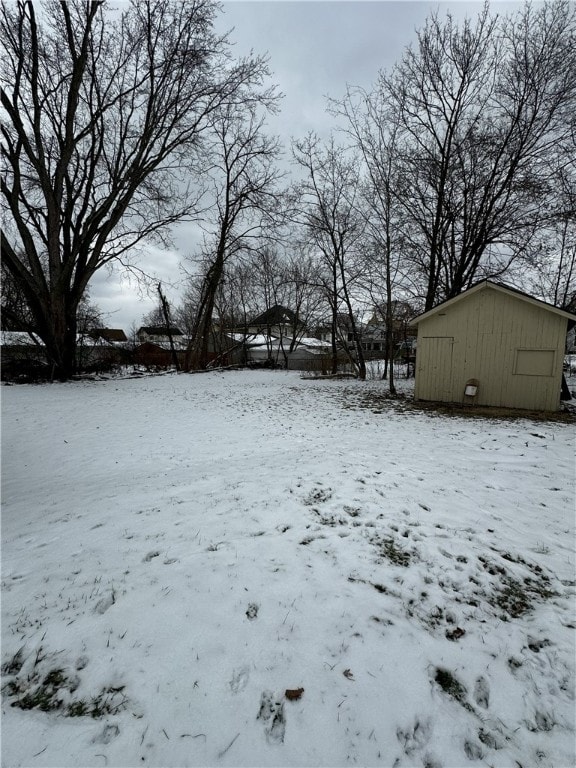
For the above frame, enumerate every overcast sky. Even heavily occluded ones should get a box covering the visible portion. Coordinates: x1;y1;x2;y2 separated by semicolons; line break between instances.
89;0;499;333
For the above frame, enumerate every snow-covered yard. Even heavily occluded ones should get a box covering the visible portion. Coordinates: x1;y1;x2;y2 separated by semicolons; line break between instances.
1;370;575;768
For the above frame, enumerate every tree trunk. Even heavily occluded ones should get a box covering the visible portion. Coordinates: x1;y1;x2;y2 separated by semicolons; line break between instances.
338;256;366;380
158;284;180;371
330;304;339;375
384;226;396;394
45;297;79;381
185;251;225;371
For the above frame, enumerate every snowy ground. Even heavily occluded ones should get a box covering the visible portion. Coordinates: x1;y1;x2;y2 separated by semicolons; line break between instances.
1;370;575;768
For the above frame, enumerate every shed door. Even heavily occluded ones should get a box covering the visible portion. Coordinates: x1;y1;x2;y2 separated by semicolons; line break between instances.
417;336;454;401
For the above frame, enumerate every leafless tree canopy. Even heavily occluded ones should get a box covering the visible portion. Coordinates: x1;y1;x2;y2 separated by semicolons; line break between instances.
184;98;283;370
292;134;368;378
1;0;275;378
375;1;575;309
2;0;574;382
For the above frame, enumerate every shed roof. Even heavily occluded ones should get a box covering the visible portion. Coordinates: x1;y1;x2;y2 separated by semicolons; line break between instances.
409;280;576;326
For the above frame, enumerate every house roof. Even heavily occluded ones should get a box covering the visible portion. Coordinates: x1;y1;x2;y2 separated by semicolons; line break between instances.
89;328;128;342
409;280;576;326
248;305;298;327
138;326;183;336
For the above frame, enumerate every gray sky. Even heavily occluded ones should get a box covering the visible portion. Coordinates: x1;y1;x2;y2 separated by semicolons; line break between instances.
89;0;493;332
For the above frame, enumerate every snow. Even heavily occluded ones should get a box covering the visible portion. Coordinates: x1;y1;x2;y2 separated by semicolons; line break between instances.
1;370;575;768
292;337;332;350
0;332;42;346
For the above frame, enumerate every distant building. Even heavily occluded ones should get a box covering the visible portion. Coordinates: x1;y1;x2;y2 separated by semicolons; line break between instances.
243;306;302;338
136;326;184;346
88;328;128;343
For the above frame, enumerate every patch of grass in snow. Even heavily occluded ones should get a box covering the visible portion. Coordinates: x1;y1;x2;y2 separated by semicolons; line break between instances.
1;647;128;719
409;401;576;422
1;647;25;675
337;385;576;423
491;575;557;619
367;531;418;567
479;552;558;619
303;486;333;506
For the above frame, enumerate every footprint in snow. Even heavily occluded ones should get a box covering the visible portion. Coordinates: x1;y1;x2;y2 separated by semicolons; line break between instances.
229;665;250;694
94;593;115;614
463;739;484;760
143;550;160;562
422;755;443;768
473;676;490;709
93;724;120;744
276;524;291;533
257;690;286;744
396;717;432;755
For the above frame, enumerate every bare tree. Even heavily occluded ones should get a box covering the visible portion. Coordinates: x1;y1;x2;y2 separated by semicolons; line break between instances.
281;248;325;353
238;244;324;366
157;283;180;370
380;1;576;309
381;5;499;309
180;261;254;367
1;260;35;331
1;0;274;379
526;158;576;311
184;99;283;370
292;134;367;379
330;85;418;392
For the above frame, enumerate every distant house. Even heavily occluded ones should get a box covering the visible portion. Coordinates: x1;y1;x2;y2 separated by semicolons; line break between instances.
88;328;128;343
237;333;331;370
314;314;355;345
132;341;177;368
78;329;130;370
0;331;48;380
365;301;417;358
136;326;184;346
409;280;576;411
243;306;302;338
133;326;187;368
1;329;129;378
314;312;416;359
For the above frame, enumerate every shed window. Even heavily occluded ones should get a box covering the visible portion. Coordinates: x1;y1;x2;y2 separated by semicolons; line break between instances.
514;349;555;377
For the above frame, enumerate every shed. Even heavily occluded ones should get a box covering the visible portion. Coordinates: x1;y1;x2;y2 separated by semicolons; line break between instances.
409;281;575;411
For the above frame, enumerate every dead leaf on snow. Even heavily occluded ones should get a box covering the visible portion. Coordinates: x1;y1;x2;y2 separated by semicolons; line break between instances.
285;688;304;701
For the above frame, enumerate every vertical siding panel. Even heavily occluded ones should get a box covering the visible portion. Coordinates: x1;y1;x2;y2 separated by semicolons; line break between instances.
499;295;510;404
509;298;523;408
482;290;498;406
489;293;502;405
